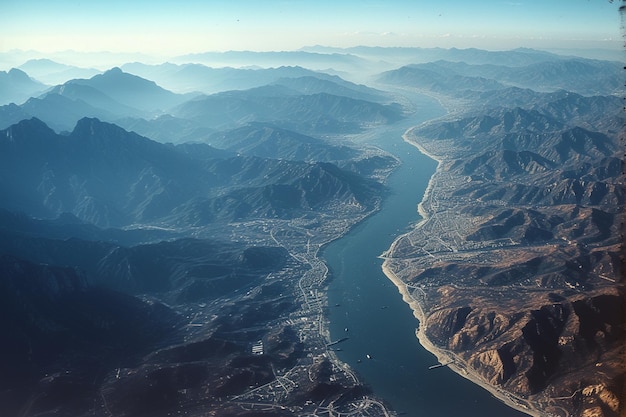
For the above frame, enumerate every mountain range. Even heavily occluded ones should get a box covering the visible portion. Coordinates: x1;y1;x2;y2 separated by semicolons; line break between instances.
0;67;403;141
17;58;101;85
170;85;403;133
0;46;622;417
0;117;386;228
378;56;622;96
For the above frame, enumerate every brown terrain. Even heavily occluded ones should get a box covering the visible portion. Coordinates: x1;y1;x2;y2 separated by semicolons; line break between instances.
382;101;624;417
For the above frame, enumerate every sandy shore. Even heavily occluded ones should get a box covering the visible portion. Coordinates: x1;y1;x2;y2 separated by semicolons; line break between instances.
381;132;545;417
382;261;543;417
401;130;441;228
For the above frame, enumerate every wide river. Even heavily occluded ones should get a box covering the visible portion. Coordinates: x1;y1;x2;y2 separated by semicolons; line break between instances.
324;92;528;417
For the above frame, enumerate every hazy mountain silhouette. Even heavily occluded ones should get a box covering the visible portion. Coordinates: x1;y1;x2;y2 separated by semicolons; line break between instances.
270;75;388;102
19;93;118;132
303;45;566;66
382;58;622;96
378;64;506;93
17;58;101;85
115;114;216;144
171;85;403;133
47;82;143;117
121;62;329;94
0;68;48;105
66;67;195;113
0;117;384;227
172;50;370;72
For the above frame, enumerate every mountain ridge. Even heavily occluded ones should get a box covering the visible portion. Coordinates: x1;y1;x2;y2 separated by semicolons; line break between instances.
0;117;385;227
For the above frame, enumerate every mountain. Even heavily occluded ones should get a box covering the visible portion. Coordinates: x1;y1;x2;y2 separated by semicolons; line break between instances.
400;58;622;95
0;254;181;417
0;102;32;129
18;93;118;132
416;106;621;207
0;90;137;133
206;122;358;162
415;107;564;140
171;86;404;133
449;88;623;140
171;50;371;73
0;118;385;227
0;117;215;225
303;45;565;67
0;215;288;296
378;64;506;94
0;208;181;246
46;82;143;117
114;114;216;144
121;62;329;94
170;160;384;225
17;58;101;85
0;69;193;131
270;75;388;103
0;68;48;105
497;59;621;95
531;92;623;131
2;70;401;140
67;67;194;113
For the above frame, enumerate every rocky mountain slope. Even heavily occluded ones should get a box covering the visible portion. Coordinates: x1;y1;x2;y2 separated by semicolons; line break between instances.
383;86;623;416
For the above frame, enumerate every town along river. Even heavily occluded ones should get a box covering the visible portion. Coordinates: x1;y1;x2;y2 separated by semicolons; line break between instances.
324;92;528;417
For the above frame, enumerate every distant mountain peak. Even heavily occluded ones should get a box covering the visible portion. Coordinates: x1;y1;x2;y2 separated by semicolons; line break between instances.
105;67;124;75
66;67;183;113
7;68;29;79
73;116;104;129
13;117;52;131
69;117;157;151
71;117;128;138
2;117;56;143
21;58;66;67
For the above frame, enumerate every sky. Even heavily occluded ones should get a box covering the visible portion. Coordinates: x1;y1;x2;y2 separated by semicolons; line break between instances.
0;0;623;57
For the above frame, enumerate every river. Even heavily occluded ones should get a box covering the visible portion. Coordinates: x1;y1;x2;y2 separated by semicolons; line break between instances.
324;92;528;417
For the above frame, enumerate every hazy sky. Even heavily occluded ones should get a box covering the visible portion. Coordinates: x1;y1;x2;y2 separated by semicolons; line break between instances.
1;0;623;56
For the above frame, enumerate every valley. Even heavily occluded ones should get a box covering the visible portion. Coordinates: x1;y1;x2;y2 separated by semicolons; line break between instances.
0;46;622;417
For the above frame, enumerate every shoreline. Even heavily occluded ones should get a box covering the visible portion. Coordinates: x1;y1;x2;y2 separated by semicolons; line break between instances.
381;132;544;417
400;129;441;228
381;262;541;417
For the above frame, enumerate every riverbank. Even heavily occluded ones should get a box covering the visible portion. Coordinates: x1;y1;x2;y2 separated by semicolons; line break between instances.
380;132;545;417
382;260;542;417
401;128;441;228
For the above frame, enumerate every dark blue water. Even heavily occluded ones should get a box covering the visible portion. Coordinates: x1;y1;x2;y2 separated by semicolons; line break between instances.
324;94;528;417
